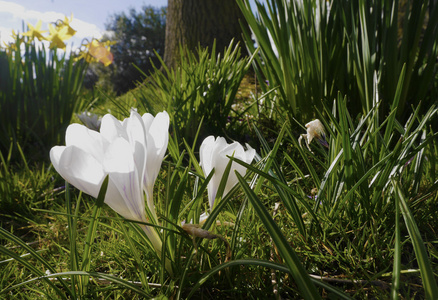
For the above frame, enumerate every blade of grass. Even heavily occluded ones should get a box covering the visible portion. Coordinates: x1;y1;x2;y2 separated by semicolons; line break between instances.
79;175;108;295
187;258;351;300
392;179;438;299
230;155;321;233
65;182;79;298
236;172;321;299
2;271;151;298
391;188;401;300
121;222;151;293
0;230;71;299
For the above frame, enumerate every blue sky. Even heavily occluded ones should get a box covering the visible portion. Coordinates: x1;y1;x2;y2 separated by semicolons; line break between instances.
0;0;167;49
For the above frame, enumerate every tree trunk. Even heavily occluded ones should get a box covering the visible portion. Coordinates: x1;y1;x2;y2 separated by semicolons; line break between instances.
164;0;248;70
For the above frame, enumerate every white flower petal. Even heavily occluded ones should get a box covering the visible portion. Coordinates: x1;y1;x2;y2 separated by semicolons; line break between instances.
141;111;169;219
305;119;326;144
100;113;127;143
49;145;65;170
199;212;209;224
103;178;131;217
147;111;169;151
143;111;169;191
103;137;146;223
125;110;147;185
50;145;105;198
200;135;216;176
65;124;106;163
51;111;170;234
218;142;245;199
200;136;222;207
142;113;154;131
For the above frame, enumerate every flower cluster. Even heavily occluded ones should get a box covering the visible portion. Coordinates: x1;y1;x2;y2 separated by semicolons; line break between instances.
50;111;255;269
10;15;76;50
47;15;77;49
2;15;114;66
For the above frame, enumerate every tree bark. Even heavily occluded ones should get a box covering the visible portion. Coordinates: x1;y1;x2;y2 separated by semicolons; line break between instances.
164;0;248;70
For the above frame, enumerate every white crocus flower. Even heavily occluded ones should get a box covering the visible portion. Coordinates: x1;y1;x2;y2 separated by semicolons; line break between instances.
50;109;169;258
200;136;256;211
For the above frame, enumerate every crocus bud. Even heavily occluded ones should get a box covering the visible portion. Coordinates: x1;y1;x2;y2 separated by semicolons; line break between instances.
200;136;256;210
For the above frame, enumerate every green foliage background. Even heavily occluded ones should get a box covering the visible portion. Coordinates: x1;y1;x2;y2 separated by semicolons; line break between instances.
85;6;166;95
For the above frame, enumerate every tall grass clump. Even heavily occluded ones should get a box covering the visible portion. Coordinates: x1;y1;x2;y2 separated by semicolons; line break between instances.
0;38;87;162
134;40;257;145
0;144;58;232
230;87;437;297
237;0;438;122
0;19;114;162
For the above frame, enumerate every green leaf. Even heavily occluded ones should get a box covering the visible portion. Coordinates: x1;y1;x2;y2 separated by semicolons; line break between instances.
187;259;349;299
79;175;108;294
3;271;151;298
392;179;438;299
0;229;71;299
391;186;401;300
236;172;321;299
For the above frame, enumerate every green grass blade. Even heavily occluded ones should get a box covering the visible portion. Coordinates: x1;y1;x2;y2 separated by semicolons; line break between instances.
183;138;203;177
391;188;401;300
0;230;71;299
382;65;406;152
64;182;79;298
81;175;108;269
392;179;438;299
254;121;307;237
187;258;351;300
121;222;151;293
285;124;322;188
2;271;151;298
79;175;108;295
236;172;321;299
230;155;321;232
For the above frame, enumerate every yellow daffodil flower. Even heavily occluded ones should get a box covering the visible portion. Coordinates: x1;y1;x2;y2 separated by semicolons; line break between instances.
56;14;76;38
88;40;114;66
75;39;115;66
47;22;76;50
22;20;47;41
